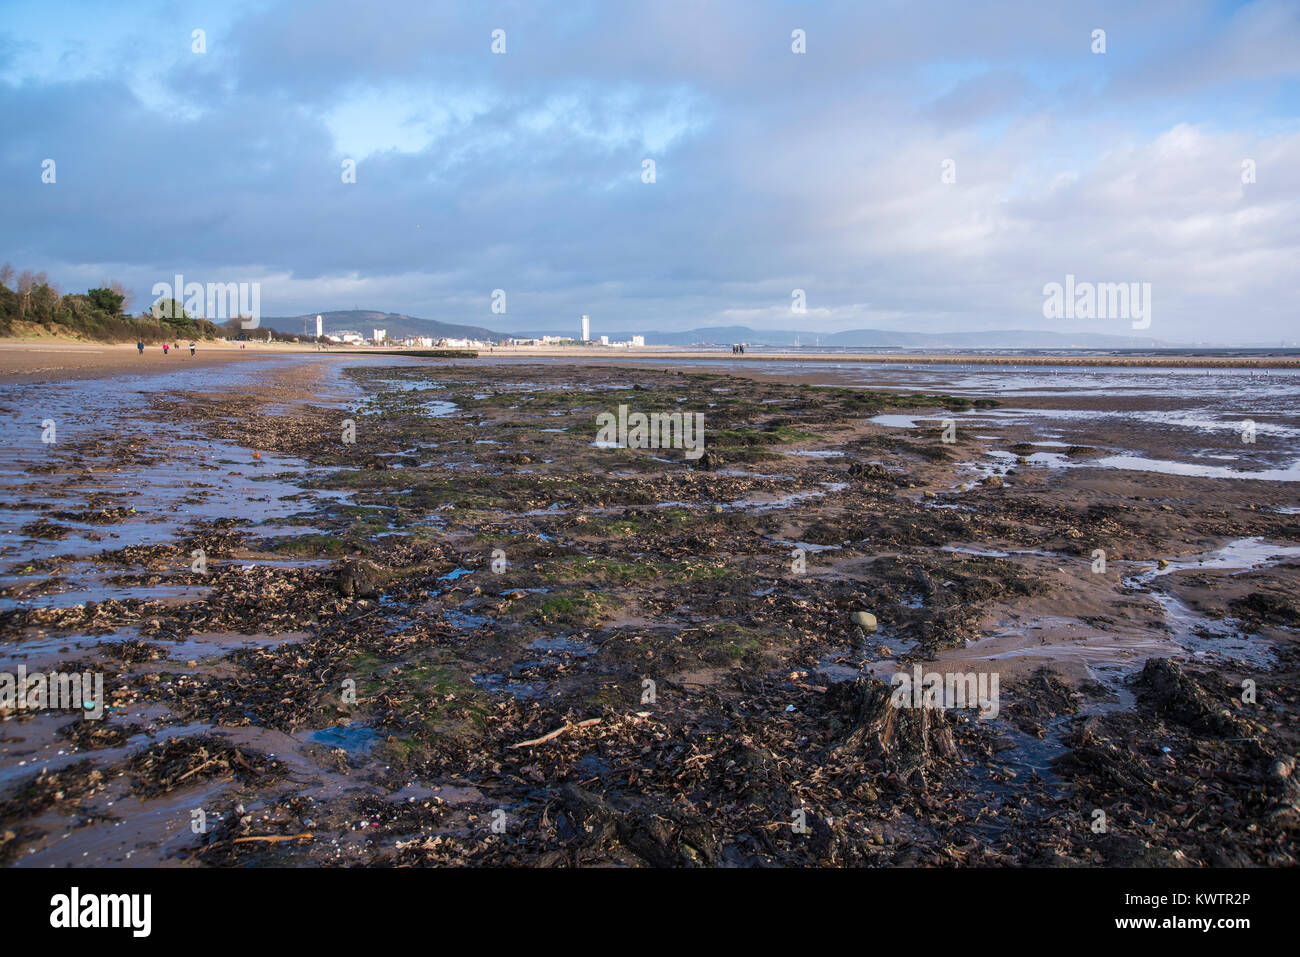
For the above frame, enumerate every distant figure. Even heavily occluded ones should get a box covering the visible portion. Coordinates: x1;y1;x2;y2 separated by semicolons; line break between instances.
189;342;196;357
162;343;169;355
136;340;144;356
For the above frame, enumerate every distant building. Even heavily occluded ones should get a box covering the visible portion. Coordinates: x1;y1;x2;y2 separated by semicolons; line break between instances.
580;315;590;341
599;335;609;345
631;335;645;347
372;328;387;344
315;315;323;338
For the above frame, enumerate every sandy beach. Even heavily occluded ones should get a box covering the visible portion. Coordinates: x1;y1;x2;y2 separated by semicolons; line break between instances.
0;340;324;384
3;339;1299;386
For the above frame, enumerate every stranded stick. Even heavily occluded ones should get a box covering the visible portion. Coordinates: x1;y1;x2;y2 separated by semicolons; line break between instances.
232;833;314;843
509;718;601;749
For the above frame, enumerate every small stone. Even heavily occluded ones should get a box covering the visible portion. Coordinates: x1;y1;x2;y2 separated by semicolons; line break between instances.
850;611;878;632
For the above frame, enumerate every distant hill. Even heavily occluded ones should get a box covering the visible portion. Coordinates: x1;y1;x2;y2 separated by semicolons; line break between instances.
261;310;507;341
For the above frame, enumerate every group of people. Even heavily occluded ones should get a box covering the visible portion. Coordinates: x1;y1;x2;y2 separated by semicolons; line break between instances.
731;343;747;354
137;340;195;357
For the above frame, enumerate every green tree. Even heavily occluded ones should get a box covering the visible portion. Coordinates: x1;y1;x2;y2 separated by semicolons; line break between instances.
87;287;126;315
151;298;191;324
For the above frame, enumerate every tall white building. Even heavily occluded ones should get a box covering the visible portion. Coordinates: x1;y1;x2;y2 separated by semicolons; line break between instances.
315;314;323;338
372;328;387;343
580;315;590;341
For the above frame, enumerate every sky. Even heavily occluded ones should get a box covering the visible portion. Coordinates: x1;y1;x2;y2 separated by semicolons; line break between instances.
1;0;1298;343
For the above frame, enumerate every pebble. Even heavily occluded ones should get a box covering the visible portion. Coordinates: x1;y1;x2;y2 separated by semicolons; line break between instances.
850;611;878;632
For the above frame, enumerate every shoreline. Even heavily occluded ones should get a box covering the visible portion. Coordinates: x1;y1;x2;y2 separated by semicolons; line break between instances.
2;339;1299;384
470;347;1300;368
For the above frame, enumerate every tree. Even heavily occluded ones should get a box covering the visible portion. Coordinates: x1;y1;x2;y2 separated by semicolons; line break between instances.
16;272;56;320
105;280;134;313
151;297;190;323
87;287;126;315
25;282;60;324
0;263;13;289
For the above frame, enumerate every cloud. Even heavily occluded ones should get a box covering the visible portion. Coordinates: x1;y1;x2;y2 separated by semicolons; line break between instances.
1;0;1297;342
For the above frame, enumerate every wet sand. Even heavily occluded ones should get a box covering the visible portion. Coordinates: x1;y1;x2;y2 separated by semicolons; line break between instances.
3;340;1298;388
0;341;330;384
1;354;1297;867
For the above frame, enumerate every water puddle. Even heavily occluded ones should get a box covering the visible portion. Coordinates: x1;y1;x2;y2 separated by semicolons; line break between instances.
302;723;380;755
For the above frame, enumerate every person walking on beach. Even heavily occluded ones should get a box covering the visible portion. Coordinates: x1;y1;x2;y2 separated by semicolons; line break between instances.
162;342;168;355
137;340;144;356
189;342;196;357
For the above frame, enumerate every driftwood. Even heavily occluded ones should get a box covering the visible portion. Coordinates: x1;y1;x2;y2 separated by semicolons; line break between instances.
232;833;313;844
827;677;958;774
509;718;601;749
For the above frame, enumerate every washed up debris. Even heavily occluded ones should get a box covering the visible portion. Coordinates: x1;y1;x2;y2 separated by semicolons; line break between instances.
1138;659;1253;737
10;358;1299;868
847;462;902;485
335;558;384;599
1230;591;1300;626
541;784;719;867
127;734;286;797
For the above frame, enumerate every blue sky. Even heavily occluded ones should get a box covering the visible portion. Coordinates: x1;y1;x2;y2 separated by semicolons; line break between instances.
2;0;1298;342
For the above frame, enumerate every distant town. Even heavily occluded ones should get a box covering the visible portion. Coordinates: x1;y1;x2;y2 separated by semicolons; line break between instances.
311;314;646;350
